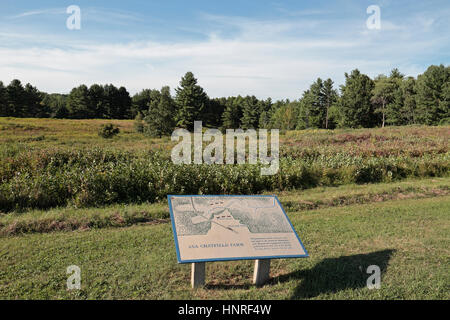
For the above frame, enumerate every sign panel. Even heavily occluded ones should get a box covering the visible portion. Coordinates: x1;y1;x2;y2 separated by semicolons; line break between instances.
168;195;308;263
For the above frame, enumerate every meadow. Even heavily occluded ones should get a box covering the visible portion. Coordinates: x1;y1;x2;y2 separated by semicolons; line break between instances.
0;117;448;211
0;117;449;299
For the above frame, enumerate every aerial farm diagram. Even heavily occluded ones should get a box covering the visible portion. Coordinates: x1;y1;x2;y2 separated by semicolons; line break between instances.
168;195;308;263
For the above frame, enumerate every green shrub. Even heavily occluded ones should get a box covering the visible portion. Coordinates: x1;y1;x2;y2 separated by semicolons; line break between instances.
0;147;448;212
98;124;120;139
133;113;145;133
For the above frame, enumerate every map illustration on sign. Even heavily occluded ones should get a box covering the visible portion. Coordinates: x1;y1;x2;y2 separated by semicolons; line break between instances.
168;195;308;263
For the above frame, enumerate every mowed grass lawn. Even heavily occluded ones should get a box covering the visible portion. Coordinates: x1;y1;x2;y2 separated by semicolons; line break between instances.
1;194;448;300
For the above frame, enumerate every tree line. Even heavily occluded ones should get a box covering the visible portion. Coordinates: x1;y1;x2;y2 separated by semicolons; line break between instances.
0;64;448;135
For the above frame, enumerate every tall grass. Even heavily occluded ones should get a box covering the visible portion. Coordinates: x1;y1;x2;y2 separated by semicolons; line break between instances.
0;148;448;212
0;119;448;212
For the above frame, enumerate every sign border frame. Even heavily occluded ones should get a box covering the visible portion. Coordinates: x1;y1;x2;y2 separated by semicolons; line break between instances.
168;194;309;264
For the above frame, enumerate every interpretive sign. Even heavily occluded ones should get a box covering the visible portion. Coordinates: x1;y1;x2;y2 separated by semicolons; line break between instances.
168;195;308;263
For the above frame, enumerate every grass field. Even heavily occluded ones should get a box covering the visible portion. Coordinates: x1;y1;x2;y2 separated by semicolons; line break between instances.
1;195;448;299
0;117;449;299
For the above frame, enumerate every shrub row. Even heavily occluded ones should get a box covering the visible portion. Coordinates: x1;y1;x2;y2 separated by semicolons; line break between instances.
0;150;448;212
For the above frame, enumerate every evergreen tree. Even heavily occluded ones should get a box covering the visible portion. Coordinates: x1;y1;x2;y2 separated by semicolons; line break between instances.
145;86;176;137
387;76;416;125
0;81;9;116
116;86;132;119
371;74;397;127
339;69;376;128
259;111;270;129
221;96;243;129
131;89;159;118
383;68;405;126
133;112;145;133
296;90;313;129
241;95;260;129
175;72;208;130
296;78;337;129
88;84;106;118
103;84;119;119
415;64;450;125
203;98;226;127
22;83;43;117
6;79;26;117
322;78;338;129
66;85;92;119
257;98;273;128
308;78;326;128
442;78;450;124
389;68;404;80
41;93;68;118
271;102;299;130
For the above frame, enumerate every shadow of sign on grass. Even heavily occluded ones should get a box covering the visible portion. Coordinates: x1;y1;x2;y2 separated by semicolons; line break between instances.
271;249;395;299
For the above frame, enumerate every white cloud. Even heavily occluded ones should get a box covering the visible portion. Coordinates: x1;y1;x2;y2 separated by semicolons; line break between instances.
8;8;66;19
0;11;447;99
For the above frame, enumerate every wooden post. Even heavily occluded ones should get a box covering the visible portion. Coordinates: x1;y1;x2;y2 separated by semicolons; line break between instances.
253;259;270;286
191;262;206;288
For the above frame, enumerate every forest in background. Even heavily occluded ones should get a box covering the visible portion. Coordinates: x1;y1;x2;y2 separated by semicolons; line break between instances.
0;64;448;136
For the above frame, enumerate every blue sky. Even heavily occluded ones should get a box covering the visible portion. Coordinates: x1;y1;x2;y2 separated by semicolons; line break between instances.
0;0;449;99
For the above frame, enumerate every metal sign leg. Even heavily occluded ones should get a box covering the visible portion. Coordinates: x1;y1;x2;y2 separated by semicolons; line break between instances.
191;262;206;288
253;259;271;286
